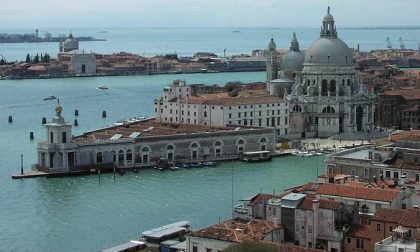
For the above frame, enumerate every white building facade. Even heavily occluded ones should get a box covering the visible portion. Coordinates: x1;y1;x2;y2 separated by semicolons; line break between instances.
155;80;290;136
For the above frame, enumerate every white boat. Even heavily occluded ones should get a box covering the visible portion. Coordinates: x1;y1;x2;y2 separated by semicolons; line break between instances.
98;85;108;90
304;152;314;157
42;95;56;101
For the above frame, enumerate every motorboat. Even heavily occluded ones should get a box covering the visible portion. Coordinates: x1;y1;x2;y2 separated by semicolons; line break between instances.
98;85;108;90
203;161;217;167
42;95;56;101
169;166;180;171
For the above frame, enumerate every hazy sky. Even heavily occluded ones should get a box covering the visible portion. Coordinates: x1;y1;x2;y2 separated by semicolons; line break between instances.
1;0;418;28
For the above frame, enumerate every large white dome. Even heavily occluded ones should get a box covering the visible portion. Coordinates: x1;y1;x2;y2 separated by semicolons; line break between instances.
282;51;305;71
304;37;353;65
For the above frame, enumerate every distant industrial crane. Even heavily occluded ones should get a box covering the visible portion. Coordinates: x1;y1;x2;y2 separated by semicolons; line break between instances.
399;37;405;49
0;54;7;64
386;37;392;49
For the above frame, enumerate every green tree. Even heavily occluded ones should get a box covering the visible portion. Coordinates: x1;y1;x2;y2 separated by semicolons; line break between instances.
224;81;242;92
0;59;5;65
44;53;50;63
25;53;31;63
33;54;39;64
40;53;44;62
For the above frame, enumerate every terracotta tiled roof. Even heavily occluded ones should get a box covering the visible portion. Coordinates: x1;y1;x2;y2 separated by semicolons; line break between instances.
346;224;371;239
185;89;285;106
301;182;321;192
248;193;283;207
189;219;277;243
297;195;316;210
73;119;246;142
380;89;420;100
297;196;342;211
391;130;420;143
316;184;398;202
372;208;420;228
319;199;342;210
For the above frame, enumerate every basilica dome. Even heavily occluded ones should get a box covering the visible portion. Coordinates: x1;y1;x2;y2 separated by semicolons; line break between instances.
281;32;305;71
62;32;79;52
282;51;305;71
304;37;353;65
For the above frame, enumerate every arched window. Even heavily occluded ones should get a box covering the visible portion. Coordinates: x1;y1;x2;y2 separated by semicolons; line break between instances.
214;141;222;157
293;105;302;112
111;151;116;162
126;149;132;162
237;139;245;153
141;146;150;152
214;141;222;146
141;147;149;164
306;79;310;85
118;150;124;165
167;144;175;161
322;106;335;113
321;79;328;95
330;80;336;93
191;142;199;148
96;152;103;163
342;79;345;85
347;79;351;85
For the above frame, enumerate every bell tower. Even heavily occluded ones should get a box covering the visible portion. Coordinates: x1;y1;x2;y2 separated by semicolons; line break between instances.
39;100;73;172
266;37;278;85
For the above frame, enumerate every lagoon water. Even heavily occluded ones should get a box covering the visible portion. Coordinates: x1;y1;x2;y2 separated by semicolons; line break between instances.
1;25;412;251
0;71;326;251
1;27;420;62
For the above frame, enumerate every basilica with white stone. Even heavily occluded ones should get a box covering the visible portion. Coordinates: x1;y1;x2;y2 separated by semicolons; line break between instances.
267;7;375;139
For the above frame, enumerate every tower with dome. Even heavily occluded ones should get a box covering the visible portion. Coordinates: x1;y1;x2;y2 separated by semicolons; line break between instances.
282;7;375;139
59;31;79;53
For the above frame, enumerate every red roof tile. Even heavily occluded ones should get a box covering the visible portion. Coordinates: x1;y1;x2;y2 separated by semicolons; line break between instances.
248;193;283;207
316;184;398;202
346;224;371;239
372;208;420;228
190;219;278;243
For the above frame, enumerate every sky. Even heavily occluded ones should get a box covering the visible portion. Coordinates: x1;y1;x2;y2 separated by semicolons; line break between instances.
0;0;418;28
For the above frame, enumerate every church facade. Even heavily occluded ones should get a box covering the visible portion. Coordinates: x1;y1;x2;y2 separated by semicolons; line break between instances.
267;7;375;139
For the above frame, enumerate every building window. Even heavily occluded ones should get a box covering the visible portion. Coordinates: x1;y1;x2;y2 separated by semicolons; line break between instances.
351;169;355;176
376;224;381;231
50;132;54;143
193;246;198;252
96;152;102;163
126;149;133;162
229;113;232;118
364;168;368;178
389;226;393;232
346;237;351;244
385;170;391;178
238;112;241;118
375;203;381;211
356;239;364;249
402;204;406;209
416;174;420;182
204;111;207;117
62;132;67;143
206;248;212;252
394;171;399;179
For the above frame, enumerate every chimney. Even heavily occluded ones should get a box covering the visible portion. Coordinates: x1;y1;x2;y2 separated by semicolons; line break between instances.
401;174;407;186
312;199;320;246
273;217;280;228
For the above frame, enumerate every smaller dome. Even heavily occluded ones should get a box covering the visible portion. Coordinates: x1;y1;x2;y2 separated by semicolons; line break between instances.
323;6;334;21
62;31;79;52
323;13;334;22
282;51;305;71
268;37;276;52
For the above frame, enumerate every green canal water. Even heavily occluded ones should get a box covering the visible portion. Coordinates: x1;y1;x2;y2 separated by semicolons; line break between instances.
0;72;324;251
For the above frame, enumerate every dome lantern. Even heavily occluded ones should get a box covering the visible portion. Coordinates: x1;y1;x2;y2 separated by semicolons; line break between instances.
321;6;337;38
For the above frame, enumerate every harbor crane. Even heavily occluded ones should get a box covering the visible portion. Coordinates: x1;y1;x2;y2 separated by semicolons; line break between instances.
0;54;7;64
399;37;405;50
386;37;392;49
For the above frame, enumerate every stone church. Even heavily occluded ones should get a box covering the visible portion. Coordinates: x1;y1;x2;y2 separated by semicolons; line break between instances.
266;7;375;139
